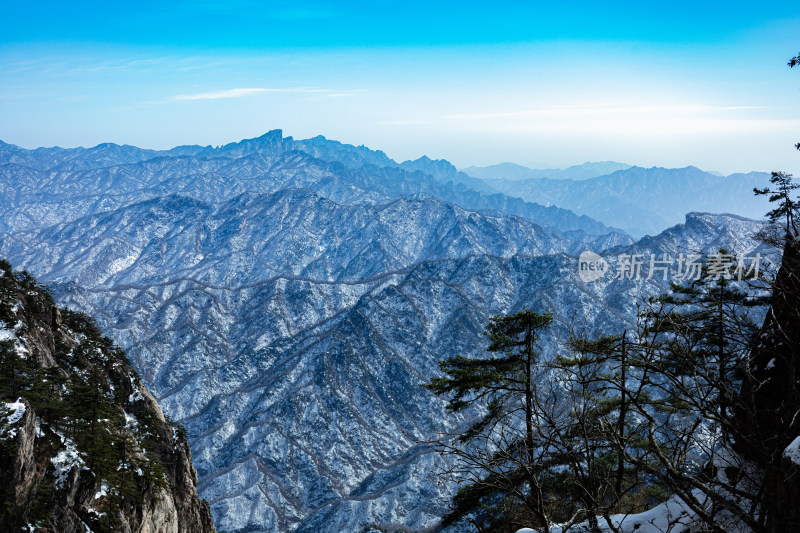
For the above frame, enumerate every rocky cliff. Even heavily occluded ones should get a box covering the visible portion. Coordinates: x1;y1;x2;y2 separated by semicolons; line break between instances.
0;259;216;533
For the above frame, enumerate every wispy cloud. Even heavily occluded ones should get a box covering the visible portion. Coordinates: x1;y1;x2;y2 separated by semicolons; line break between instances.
172;87;356;101
174;88;274;100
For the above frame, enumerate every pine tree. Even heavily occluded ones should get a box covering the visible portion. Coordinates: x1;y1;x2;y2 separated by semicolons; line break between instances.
552;333;666;530
754;171;799;235
426;309;556;531
647;251;765;445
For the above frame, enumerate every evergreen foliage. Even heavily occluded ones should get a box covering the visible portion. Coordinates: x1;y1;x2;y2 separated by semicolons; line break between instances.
426;112;800;531
754;171;799;234
0;262;174;532
426;309;557;531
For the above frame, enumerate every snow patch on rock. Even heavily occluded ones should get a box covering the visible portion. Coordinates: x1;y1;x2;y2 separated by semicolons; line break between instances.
51;436;87;488
784;435;800;465
4;398;26;425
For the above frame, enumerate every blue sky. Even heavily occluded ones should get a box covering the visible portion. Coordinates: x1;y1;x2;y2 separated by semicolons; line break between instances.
1;1;799;173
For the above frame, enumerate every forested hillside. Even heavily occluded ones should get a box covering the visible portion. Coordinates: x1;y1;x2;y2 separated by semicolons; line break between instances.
0;260;216;533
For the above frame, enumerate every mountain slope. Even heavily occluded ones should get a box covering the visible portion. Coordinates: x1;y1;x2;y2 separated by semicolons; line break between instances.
18;213;767;533
1;190;570;288
0;259;216;533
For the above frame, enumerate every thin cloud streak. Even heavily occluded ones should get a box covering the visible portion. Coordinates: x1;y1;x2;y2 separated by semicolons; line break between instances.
174;88;273;100
173;87;339;100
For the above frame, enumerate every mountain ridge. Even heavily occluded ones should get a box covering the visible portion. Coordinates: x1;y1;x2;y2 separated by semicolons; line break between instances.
0;131;614;237
14;211;768;533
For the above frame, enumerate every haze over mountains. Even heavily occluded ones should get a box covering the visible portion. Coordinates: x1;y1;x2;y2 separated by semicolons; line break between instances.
462;161;633;181
0;131;774;532
472;165;771;236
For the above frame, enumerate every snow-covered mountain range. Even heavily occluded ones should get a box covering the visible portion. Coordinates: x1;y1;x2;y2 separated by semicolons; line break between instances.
0;131;771;532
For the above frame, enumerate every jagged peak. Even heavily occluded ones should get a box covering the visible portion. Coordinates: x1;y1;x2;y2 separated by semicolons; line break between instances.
256;128;285;140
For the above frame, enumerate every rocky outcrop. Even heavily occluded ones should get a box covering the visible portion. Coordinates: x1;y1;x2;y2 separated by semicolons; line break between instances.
736;235;800;532
0;259;216;533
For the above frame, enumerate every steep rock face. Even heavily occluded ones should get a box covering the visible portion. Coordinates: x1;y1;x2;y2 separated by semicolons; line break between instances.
734;235;800;531
0;260;216;533
745;236;800;444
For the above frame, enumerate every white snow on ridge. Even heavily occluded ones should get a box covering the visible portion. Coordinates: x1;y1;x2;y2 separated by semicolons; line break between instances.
124;410;138;430
1;399;27;439
128;375;144;403
94;481;110;500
